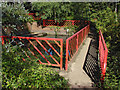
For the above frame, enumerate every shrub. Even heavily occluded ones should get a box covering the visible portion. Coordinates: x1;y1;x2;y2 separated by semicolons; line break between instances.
90;3;120;88
17;65;68;89
2;43;69;89
2;2;34;36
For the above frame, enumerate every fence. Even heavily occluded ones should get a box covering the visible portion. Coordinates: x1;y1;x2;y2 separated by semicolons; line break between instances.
28;13;90;27
43;19;90;27
1;19;90;71
1;17;109;85
99;30;108;83
1;36;63;70
65;25;90;70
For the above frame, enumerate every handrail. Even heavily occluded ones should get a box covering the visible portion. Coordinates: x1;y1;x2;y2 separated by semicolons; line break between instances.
1;35;63;70
99;30;108;83
0;36;63;41
1;19;90;71
65;24;90;70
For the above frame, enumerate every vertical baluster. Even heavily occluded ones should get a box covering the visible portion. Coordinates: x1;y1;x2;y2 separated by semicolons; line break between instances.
76;34;78;52
60;39;63;70
65;39;69;71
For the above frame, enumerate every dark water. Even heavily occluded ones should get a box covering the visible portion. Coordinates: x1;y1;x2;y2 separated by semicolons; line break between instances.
44;35;69;42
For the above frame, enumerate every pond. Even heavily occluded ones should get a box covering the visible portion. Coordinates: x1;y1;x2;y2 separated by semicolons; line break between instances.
44;35;69;42
24;33;69;42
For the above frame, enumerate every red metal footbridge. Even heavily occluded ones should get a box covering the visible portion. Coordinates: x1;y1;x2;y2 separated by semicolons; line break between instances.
1;19;108;84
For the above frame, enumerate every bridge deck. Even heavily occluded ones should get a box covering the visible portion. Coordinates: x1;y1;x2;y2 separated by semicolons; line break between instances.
59;26;100;88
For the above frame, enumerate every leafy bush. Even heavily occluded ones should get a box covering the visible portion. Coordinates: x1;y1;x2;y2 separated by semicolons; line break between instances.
90;2;120;88
31;2;71;20
90;7;116;33
18;65;68;88
2;43;69;89
103;23;120;88
2;2;34;36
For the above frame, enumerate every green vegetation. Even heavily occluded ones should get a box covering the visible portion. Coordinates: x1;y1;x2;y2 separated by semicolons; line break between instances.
2;2;69;89
2;2;120;89
89;2;120;88
30;2;71;21
2;2;34;36
2;43;69;89
25;2;90;21
49;26;61;38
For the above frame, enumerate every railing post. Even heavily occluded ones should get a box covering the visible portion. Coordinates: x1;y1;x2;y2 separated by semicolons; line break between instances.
82;30;83;43
65;39;69;71
99;30;108;85
87;21;90;33
85;27;87;39
76;34;78;52
60;39;63;70
99;30;102;69
86;26;88;35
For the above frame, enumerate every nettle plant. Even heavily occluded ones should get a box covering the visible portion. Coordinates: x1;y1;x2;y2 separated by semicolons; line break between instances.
2;2;34;36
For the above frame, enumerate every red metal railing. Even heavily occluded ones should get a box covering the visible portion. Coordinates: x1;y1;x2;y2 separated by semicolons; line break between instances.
1;18;90;71
1;36;63;70
65;24;90;70
43;20;90;27
99;30;108;83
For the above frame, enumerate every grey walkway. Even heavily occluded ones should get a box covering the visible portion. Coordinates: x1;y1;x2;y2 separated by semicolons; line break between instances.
59;37;93;88
59;26;100;88
28;22;100;88
83;26;101;87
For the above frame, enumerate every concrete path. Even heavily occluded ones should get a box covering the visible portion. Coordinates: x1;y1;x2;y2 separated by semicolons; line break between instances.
59;37;93;88
83;26;101;86
28;22;100;88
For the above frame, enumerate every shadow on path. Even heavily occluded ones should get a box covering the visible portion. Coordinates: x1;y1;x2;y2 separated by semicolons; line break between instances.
83;24;101;86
